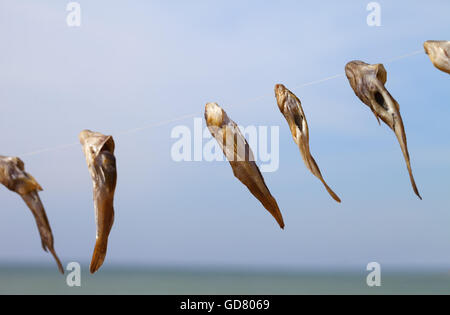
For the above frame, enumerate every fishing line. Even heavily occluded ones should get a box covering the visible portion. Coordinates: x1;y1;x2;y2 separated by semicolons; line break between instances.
19;49;424;157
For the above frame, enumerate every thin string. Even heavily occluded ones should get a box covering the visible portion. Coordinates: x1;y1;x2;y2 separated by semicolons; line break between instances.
385;49;423;63
21;143;79;157
117;113;198;136
19;48;424;157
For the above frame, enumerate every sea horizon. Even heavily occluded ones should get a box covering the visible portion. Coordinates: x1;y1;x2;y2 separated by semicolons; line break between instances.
1;263;450;295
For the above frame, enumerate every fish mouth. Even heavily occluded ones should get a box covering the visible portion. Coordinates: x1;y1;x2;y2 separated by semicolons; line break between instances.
423;41;431;56
78;129;93;144
274;84;287;105
344;61;360;90
345;60;361;73
424;40;442;56
204;102;224;127
205;102;219;113
274;84;286;95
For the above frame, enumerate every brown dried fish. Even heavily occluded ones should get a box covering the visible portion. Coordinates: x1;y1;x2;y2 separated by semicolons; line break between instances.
424;40;450;74
0;156;63;273
274;84;341;203
345;61;421;199
205;103;285;229
79;130;117;273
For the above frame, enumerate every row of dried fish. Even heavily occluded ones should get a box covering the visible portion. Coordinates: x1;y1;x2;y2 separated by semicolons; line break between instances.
205;40;449;230
1;40;448;274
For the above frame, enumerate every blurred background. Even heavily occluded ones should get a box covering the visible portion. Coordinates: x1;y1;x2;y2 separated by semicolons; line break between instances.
0;0;449;294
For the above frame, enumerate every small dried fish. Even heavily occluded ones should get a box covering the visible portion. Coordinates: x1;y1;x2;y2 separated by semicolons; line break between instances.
79;130;117;273
275;84;341;203
424;40;450;74
205;103;285;229
0;156;63;273
345;61;421;199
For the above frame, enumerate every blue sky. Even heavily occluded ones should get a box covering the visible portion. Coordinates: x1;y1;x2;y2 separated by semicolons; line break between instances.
0;0;449;271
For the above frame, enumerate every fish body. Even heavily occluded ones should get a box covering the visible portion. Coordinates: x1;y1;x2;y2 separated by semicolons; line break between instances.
79;130;117;273
205;103;285;229
274;84;341;203
345;61;421;199
0;155;63;273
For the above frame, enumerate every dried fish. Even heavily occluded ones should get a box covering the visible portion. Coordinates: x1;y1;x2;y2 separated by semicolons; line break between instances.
79;130;117;273
345;61;421;199
0;156;63;273
205;103;285;229
275;84;341;203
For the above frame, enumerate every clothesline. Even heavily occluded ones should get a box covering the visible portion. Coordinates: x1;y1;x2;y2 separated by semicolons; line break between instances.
20;49;424;158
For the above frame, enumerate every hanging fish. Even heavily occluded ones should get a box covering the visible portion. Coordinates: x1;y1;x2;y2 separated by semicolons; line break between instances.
205;103;285;229
0;155;63;273
79;130;117;274
424;40;450;74
274;84;341;203
345;61;421;199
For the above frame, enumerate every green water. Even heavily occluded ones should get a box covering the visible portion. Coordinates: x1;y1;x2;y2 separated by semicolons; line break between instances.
1;266;450;294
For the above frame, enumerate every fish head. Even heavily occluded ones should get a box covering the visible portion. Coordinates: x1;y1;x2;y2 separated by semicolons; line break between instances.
204;102;225;128
10;157;25;170
345;61;393;121
424;40;437;57
79;129;94;145
0;156;24;171
424;40;450;74
274;84;288;110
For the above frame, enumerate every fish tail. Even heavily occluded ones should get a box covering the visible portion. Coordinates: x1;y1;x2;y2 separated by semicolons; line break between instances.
266;196;285;230
48;246;64;274
392;119;422;200
90;238;108;274
21;192;64;273
273;211;285;230
307;153;342;203
322;180;342;203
